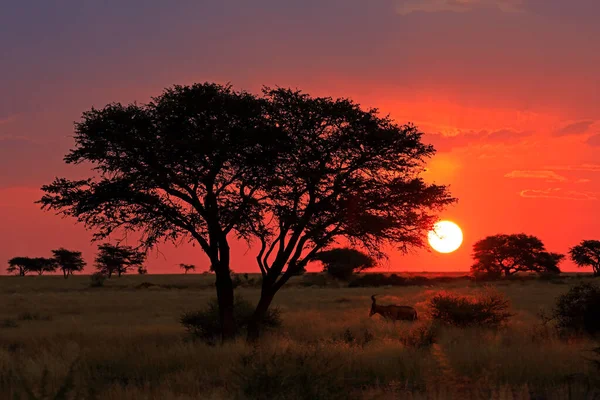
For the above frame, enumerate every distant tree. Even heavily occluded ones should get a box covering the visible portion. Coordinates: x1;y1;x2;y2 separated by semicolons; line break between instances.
470;234;564;278
95;244;145;278
569;240;600;277
7;257;34;276
51;248;86;278
29;257;58;275
137;266;148;275
312;248;376;280
180;263;196;274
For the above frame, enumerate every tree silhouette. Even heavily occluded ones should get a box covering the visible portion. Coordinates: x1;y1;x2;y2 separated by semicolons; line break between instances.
245;88;455;340
7;257;34;276
569;240;600;276
137;266;148;275
29;257;58;275
39;83;276;341
52;248;86;278
180;263;196;274
312;248;376;280
95;244;145;278
471;234;564;278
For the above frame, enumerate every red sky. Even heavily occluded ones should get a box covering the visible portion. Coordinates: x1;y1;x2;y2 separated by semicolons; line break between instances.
1;0;599;274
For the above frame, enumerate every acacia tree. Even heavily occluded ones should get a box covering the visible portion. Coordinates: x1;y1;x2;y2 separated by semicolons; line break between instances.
95;243;145;278
180;263;196;274
29;257;57;275
7;257;34;276
312;248;376;280
52;248;86;278
471;233;564;278
38;83;276;340
569;240;600;276
246;88;455;341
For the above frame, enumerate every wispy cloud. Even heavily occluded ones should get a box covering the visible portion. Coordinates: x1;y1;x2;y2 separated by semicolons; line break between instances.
394;0;524;15
547;164;600;172
586;133;600;147
520;188;597;201
576;178;591;184
504;170;567;182
553;120;594;136
427;129;530;152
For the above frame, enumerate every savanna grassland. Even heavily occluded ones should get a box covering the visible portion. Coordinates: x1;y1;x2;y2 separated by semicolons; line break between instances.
1;273;599;400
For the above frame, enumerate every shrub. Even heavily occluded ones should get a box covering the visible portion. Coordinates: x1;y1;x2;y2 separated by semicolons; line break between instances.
333;328;374;347
90;272;106;287
180;297;282;343
401;321;439;348
552;282;600;336
348;273;409;287
429;289;512;327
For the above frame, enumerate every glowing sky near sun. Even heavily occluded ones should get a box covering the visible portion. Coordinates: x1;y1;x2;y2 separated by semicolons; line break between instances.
1;0;600;273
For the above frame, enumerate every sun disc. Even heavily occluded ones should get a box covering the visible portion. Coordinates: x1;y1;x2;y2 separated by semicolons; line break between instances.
428;220;463;253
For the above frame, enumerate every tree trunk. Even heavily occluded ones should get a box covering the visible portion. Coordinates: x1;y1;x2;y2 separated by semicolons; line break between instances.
63;268;68;279
214;265;236;342
247;288;275;343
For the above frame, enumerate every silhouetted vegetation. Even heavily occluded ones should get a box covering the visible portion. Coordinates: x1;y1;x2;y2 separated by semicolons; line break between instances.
29;257;57;275
569;240;600;277
312;248;376;280
470;234;563;278
51;248;86;279
180;297;281;344
39;82;455;342
94;243;145;278
7;257;33;276
179;263;196;274
552;282;600;336
89;272;106;287
429;289;512;327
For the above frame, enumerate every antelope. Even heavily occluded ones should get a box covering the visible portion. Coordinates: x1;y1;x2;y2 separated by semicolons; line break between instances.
369;295;418;321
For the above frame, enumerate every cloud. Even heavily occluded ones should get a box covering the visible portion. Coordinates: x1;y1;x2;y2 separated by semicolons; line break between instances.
426;129;530;152
586;133;600;147
394;0;524;15
576;178;591;183
520;188;597;201
547;164;600;172
504;170;567;182
553;120;594;136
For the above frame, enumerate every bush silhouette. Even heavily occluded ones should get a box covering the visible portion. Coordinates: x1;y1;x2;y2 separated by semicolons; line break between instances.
429;289;512;327
552;282;600;336
180;297;281;344
90;272;106;288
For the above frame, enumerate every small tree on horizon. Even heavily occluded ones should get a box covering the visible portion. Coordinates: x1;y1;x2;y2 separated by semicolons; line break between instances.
52;248;86;278
29;257;58;275
7;257;34;276
180;263;196;274
312;248;376;280
137;266;148;275
470;233;564;278
95;243;145;278
569;240;600;277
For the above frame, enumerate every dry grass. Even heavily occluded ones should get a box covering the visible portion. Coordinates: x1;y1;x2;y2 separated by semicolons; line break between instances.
0;274;599;399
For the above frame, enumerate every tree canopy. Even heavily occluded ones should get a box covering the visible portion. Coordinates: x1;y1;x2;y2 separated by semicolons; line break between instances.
312;248;376;280
94;243;146;278
7;257;33;276
471;234;563;278
569;240;600;276
52;248;86;278
38;82;455;341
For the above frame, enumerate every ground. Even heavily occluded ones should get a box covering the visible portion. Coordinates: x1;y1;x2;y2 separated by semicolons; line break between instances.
0;273;599;399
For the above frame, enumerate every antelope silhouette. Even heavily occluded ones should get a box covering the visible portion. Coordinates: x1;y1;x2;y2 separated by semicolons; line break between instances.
369;295;417;321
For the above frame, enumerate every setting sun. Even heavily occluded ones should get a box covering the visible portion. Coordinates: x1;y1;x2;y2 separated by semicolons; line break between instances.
428;220;463;253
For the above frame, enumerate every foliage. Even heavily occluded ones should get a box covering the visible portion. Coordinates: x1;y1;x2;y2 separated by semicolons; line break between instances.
429;290;512;327
400;321;439;348
51;248;86;278
569;240;600;276
348;273;407;287
552;283;600;336
137;266;148;275
179;263;196;274
470;234;564;278
29;258;58;276
89;272;106;287
180;297;281;344
94;243;145;278
7;257;33;276
312;248;376;280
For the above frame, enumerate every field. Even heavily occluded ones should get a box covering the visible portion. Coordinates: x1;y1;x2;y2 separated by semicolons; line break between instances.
1;273;599;399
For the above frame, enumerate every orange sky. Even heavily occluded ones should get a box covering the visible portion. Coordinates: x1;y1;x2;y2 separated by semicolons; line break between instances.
1;0;599;274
